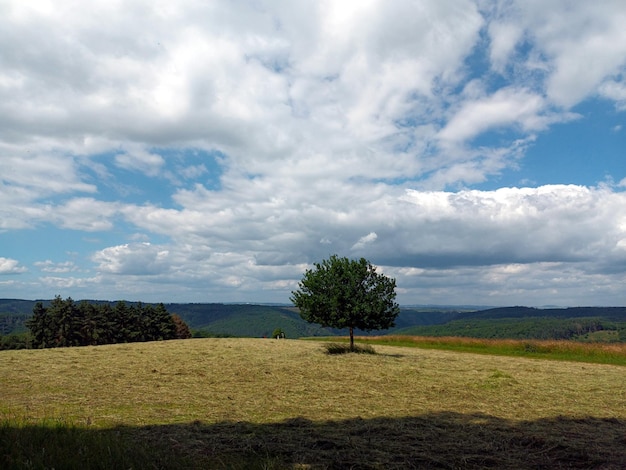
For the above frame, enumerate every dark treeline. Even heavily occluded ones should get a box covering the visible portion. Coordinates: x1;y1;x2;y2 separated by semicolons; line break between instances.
26;296;191;349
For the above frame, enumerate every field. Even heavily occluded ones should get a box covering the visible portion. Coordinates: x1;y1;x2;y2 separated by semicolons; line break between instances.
1;338;626;469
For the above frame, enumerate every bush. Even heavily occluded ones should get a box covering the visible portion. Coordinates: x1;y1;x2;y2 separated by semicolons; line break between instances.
0;333;31;350
272;328;285;339
323;343;376;355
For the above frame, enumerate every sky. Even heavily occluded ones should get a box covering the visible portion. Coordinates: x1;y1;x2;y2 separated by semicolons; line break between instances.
1;0;626;307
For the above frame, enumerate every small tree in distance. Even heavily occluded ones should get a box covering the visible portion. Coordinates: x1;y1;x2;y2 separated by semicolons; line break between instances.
291;255;400;352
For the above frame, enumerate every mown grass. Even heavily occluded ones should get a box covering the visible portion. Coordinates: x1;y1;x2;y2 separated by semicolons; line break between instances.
1;338;626;469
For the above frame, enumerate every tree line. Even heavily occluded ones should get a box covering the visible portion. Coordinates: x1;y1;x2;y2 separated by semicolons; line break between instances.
26;296;191;348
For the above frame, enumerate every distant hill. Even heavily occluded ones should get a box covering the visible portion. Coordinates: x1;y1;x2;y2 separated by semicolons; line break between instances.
161;303;462;338
0;299;462;338
2;299;625;341
395;306;626;342
459;306;626;321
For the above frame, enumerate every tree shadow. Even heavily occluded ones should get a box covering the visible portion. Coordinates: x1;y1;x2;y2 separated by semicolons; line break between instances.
2;412;625;469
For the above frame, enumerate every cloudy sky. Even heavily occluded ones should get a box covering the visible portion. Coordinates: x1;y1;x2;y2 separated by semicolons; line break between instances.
1;0;625;306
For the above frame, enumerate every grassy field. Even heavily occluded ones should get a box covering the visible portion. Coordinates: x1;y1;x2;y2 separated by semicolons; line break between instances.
356;335;626;365
1;338;626;469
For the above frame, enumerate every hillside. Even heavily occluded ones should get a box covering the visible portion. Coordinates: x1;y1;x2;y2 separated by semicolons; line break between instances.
0;299;462;338
3;299;626;341
460;306;626;321
396;306;626;341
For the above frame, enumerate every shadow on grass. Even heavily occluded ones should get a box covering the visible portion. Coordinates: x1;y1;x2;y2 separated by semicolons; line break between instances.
2;412;625;469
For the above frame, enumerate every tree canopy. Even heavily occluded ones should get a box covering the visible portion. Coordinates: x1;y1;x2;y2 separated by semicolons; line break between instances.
291;255;400;351
26;296;190;348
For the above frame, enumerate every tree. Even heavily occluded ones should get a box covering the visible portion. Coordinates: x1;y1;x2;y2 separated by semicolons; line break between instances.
27;302;49;348
26;297;182;348
291;255;400;351
172;314;192;339
143;303;176;341
272;328;285;339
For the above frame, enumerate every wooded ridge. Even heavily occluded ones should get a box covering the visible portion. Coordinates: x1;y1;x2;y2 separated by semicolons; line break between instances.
1;299;626;343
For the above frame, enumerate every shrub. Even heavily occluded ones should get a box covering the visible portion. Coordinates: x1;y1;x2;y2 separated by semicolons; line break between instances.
323;343;376;355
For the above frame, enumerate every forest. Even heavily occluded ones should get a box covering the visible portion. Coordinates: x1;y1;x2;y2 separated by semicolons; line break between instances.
15;296;191;349
1;299;626;350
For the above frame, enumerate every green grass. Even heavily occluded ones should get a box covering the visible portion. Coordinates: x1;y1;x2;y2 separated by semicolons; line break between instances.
2;338;626;469
0;418;191;470
342;335;626;366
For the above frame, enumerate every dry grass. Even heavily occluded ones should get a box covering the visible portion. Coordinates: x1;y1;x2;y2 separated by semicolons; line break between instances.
2;338;626;468
363;335;626;365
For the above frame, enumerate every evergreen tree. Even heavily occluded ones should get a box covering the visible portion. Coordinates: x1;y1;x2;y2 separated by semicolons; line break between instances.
112;301;133;343
26;302;48;348
26;297;185;348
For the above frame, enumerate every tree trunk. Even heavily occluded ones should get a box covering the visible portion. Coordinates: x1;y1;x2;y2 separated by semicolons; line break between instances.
349;326;354;352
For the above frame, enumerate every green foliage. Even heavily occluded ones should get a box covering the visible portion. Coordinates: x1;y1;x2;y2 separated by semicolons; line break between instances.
0;332;31;350
25;296;189;349
291;255;400;350
323;342;376;355
3;299;462;337
397;316;626;342
6;297;626;342
272;328;285;339
0;313;29;336
462;306;626;321
195;308;331;338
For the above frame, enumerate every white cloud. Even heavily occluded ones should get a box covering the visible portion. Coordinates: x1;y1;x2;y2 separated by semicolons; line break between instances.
114;148;165;176
92;243;171;275
488;21;524;73
352;232;378;251
599;81;626;111
34;260;79;273
1;153;96;196
484;0;626;108
177;163;208;180
438;87;545;145
39;275;101;290
107;182;626;303
0;258;27;274
2;1;626;305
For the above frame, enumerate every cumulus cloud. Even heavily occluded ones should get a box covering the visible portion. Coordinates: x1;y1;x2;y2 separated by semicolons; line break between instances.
92;243;171;275
0;258;27;275
1;1;626;305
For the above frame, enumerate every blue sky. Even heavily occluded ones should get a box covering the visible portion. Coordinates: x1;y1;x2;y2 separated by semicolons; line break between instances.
1;0;625;306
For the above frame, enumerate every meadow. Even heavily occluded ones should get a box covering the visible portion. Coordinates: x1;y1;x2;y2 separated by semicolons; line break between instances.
1;337;626;469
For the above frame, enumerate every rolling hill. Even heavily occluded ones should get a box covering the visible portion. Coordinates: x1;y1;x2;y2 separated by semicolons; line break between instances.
2;299;625;341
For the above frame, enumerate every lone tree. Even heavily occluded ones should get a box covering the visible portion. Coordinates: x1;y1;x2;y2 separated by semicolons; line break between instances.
291;255;400;351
